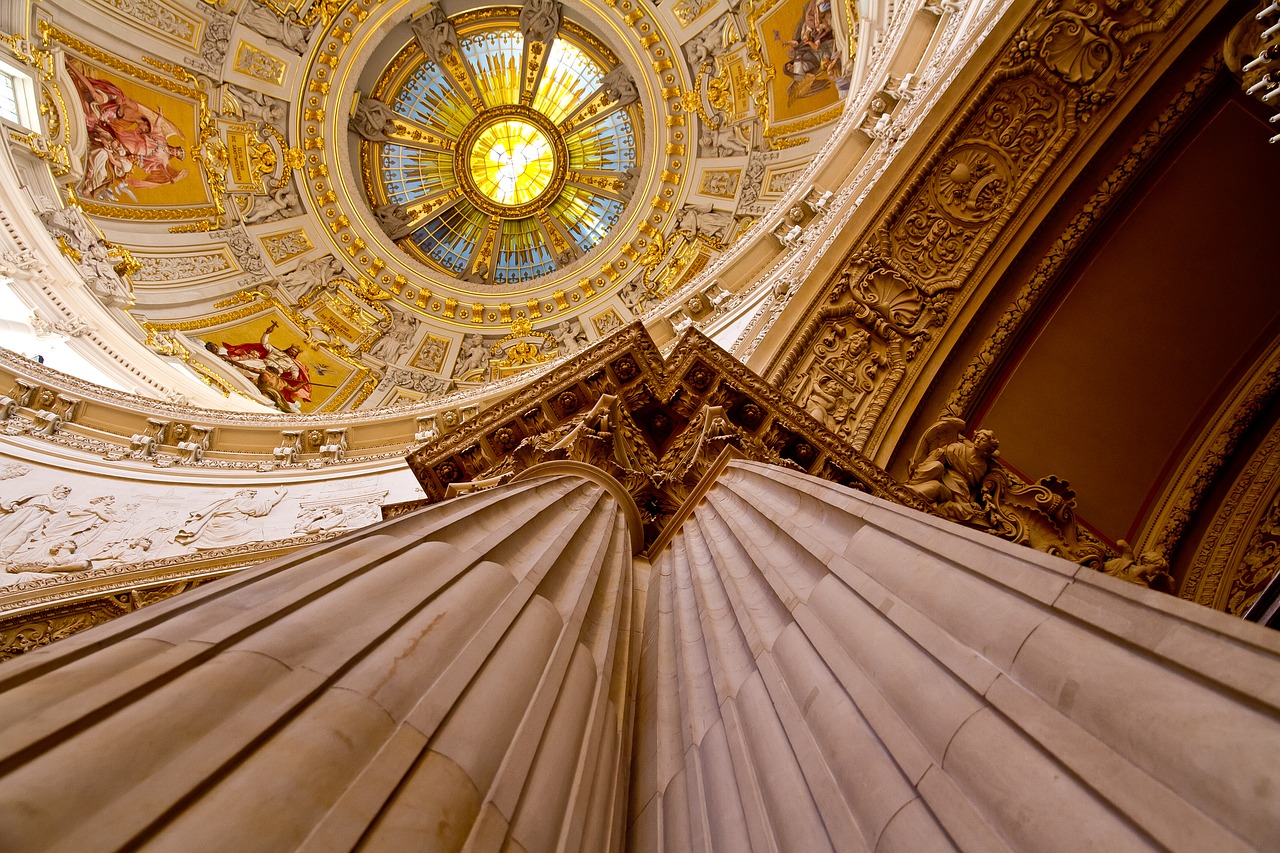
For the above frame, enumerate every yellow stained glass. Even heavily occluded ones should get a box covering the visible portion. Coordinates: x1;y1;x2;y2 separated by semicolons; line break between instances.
467;119;557;208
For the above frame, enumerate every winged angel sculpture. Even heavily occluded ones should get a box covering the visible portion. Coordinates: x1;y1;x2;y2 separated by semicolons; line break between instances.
904;416;1000;526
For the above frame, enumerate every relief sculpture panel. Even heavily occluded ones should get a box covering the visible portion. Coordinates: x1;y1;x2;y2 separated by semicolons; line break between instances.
773;0;1196;460
890;75;1066;288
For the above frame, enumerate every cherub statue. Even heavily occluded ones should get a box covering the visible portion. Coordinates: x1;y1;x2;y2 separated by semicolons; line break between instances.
904;416;1000;525
242;185;300;224
452;333;491;379
1091;540;1172;588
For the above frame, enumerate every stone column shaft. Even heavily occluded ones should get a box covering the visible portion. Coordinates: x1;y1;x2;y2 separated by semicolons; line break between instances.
0;472;636;853
628;460;1280;853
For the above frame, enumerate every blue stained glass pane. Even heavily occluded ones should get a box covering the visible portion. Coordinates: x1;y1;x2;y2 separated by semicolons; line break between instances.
550;188;623;252
493;218;556;282
393;63;476;137
411;204;485;273
460;30;524;107
564;110;637;173
380;144;455;204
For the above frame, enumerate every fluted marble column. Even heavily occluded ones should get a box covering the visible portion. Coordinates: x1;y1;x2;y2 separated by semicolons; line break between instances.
629;460;1280;853
0;469;639;853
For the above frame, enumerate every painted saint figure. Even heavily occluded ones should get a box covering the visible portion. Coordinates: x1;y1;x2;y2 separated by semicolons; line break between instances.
206;321;312;413
779;0;849;103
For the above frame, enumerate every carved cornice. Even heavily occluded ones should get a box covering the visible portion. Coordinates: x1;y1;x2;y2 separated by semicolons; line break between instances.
407;324;928;550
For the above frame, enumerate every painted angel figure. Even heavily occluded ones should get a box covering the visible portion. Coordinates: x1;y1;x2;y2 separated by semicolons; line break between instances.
904;416;1000;525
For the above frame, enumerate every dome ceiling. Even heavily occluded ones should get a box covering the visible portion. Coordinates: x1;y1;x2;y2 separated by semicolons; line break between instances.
2;0;858;415
358;9;640;284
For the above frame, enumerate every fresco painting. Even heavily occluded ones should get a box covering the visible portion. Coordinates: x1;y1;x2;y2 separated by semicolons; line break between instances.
760;0;851;124
66;57;207;210
198;315;356;414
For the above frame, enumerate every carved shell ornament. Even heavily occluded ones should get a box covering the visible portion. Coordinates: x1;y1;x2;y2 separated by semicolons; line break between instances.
1039;14;1114;86
933;142;1013;223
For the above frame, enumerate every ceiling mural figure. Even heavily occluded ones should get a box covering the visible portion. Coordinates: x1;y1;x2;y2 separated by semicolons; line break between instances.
68;59;189;202
204;321;312;414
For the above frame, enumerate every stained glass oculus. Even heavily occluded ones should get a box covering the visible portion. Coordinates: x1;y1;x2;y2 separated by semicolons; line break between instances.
363;11;640;286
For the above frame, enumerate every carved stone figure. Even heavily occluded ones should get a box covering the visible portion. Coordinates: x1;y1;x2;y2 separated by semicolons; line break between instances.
239;3;312;53
38;206;131;307
1090;540;1172;588
411;4;460;66
0;486;72;553
549;319;588;355
91;535;153;567
619;279;653;316
684;15;729;66
600;67;639;107
374;202;415;240
452;333;491;379
370;309;421;362
383;365;452;398
519;0;561;43
800;374;850;435
280;254;347;295
174;487;285;549
3;540;90;574
242;185;301;225
10;495;118;562
617;167;639;202
349;97;400;142
699;124;750;156
294;505;347;534
227;85;287;130
904;417;1000;525
675;204;737;244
